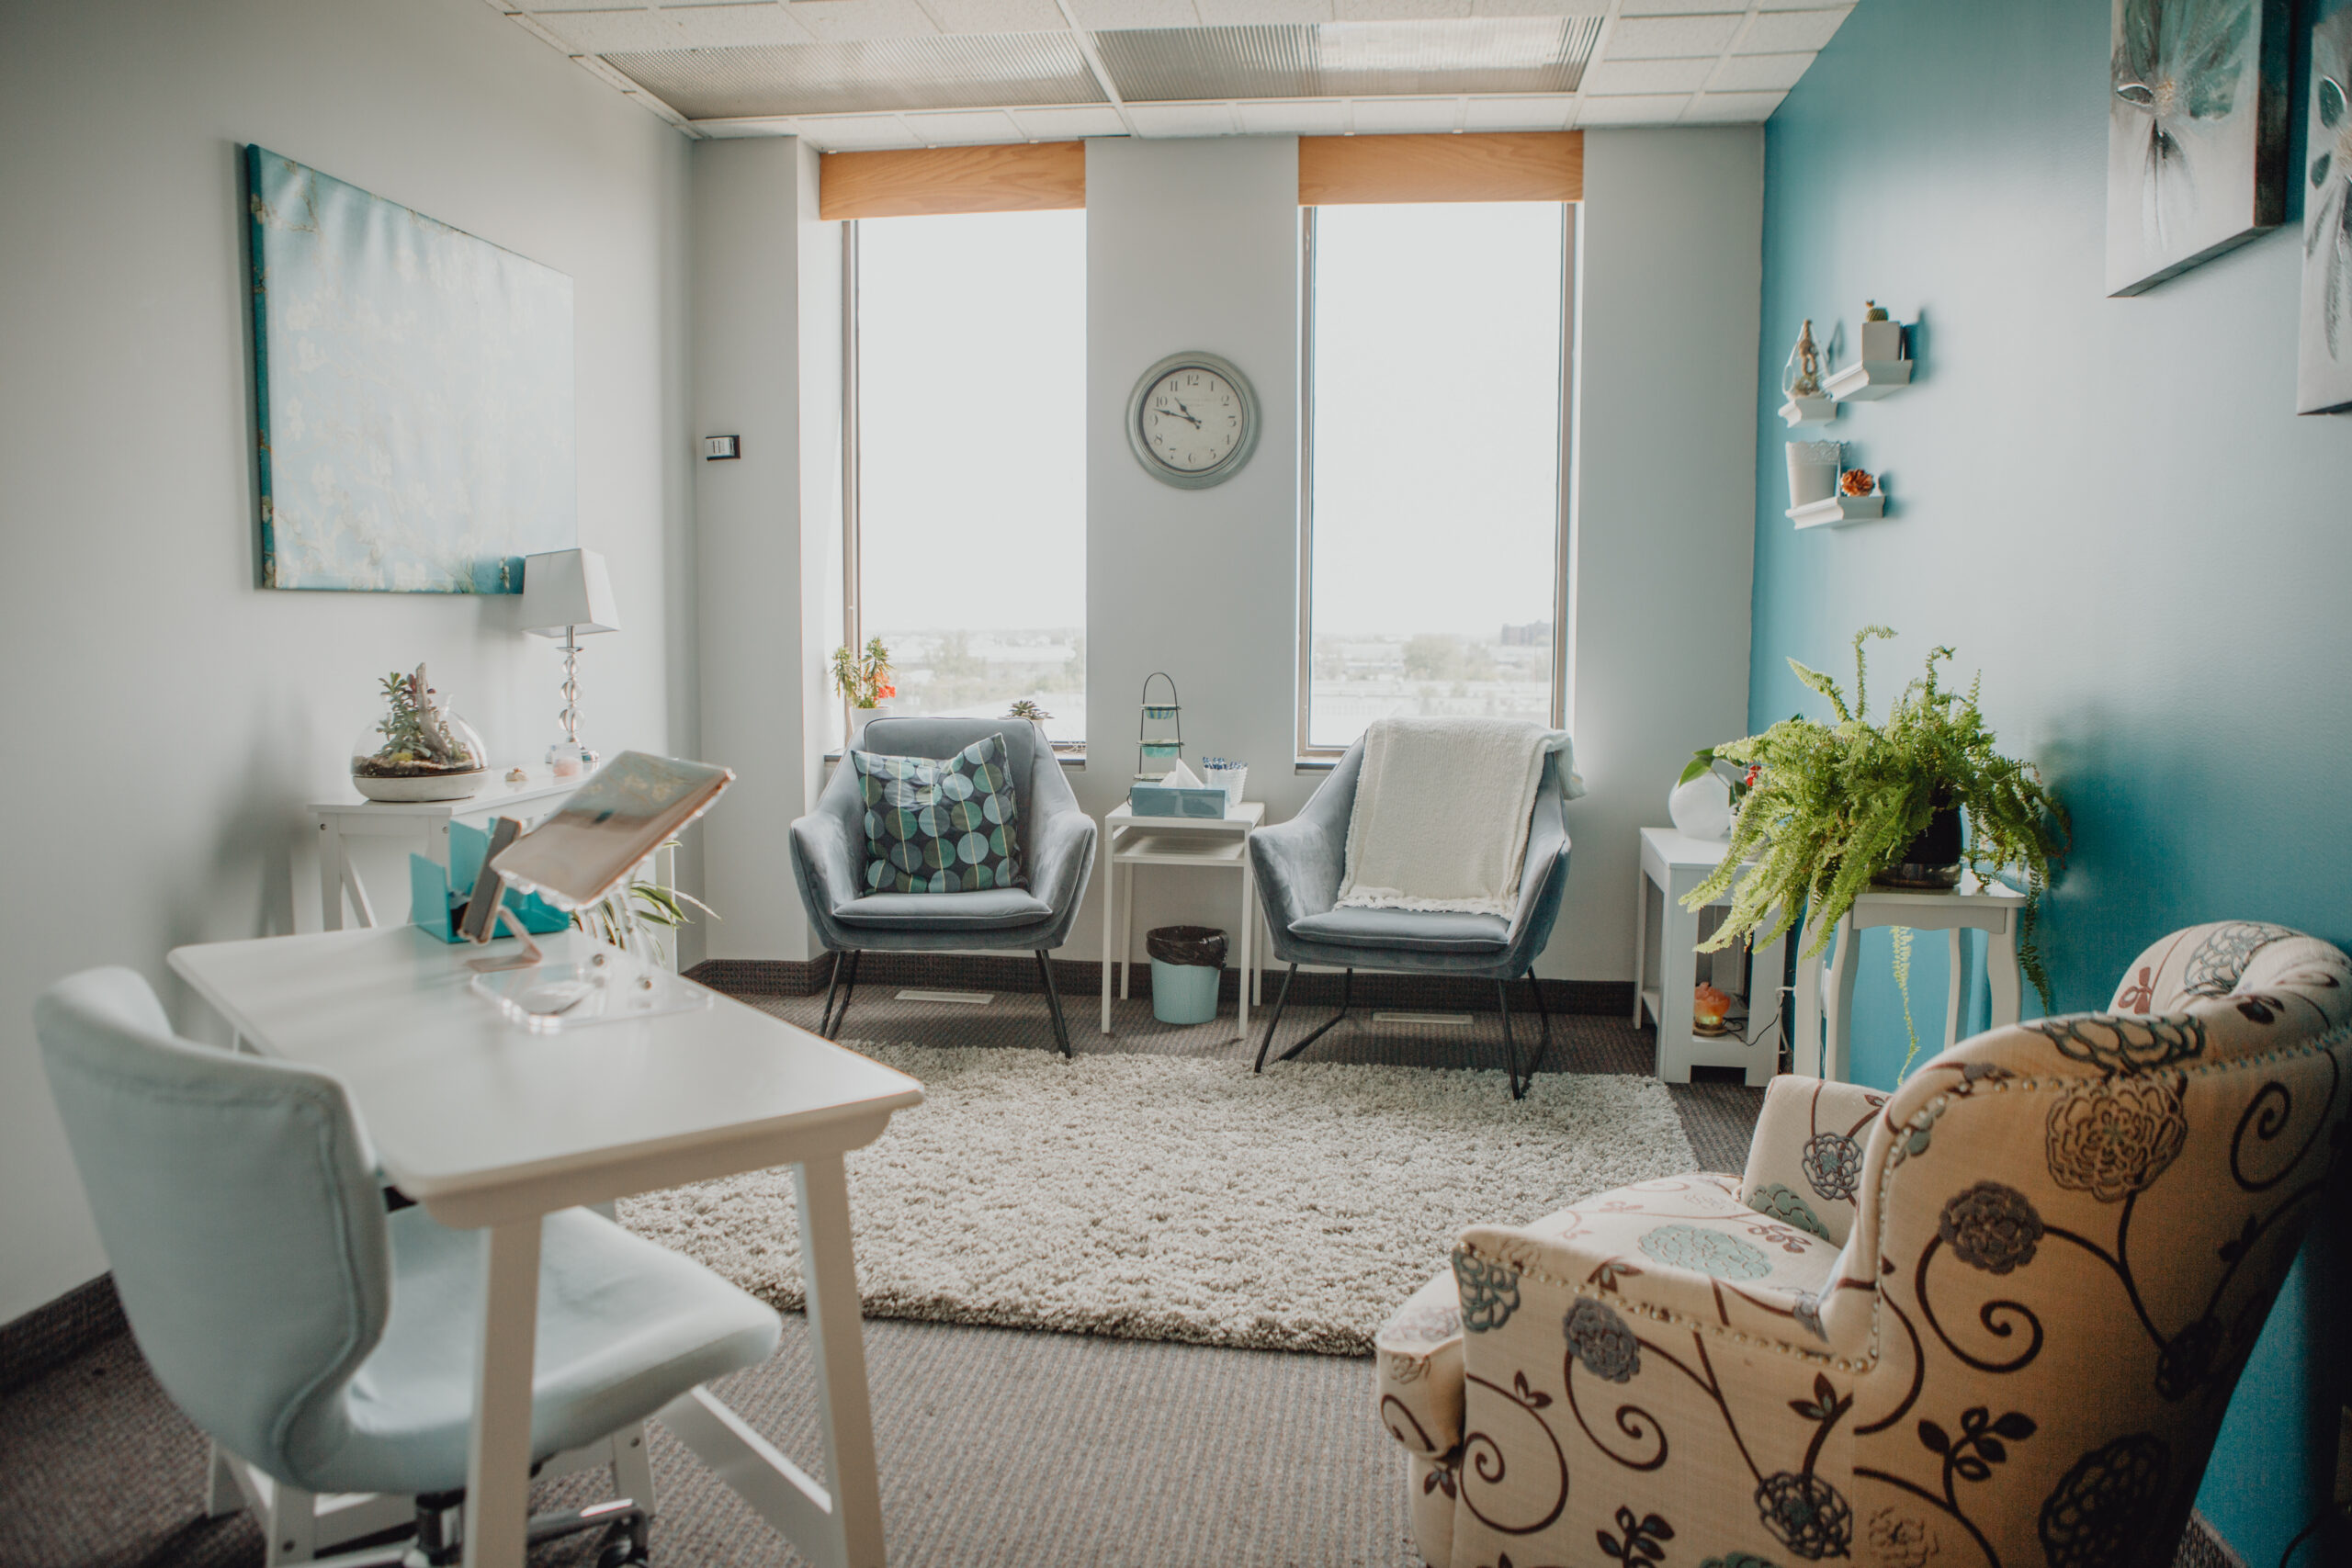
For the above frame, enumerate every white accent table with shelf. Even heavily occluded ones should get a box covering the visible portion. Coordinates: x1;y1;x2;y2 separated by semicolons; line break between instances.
1794;874;2025;1083
1633;827;1787;1086
1099;799;1269;1040
310;771;582;931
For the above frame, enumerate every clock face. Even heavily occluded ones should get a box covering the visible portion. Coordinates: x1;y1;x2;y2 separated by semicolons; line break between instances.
1140;367;1246;474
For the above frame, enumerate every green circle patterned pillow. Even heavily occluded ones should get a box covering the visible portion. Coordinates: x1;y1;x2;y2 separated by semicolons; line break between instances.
852;732;1026;895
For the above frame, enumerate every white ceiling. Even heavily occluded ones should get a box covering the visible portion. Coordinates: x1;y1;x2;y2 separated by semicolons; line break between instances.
478;0;1853;145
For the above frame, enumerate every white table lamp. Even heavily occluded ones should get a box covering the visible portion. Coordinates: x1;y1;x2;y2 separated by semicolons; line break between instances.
521;548;620;773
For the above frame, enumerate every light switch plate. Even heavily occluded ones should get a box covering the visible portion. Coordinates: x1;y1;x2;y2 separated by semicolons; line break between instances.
702;434;740;460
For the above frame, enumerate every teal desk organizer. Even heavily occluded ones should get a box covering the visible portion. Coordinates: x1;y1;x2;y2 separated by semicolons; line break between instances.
411;821;571;943
1129;784;1228;818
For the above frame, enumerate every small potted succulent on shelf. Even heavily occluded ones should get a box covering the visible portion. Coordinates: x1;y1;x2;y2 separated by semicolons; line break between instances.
1681;626;2069;1008
351;664;489;802
831;637;897;748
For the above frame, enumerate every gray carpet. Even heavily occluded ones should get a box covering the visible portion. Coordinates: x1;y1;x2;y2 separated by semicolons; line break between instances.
0;994;1739;1568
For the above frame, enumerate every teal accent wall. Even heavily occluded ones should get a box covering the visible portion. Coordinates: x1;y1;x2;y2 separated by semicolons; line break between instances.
1754;1;2347;1561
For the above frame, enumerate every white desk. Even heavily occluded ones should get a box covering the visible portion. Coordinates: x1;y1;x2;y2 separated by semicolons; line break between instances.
1099;800;1268;1039
169;926;923;1568
309;772;580;931
1793;874;2025;1082
1632;828;1785;1086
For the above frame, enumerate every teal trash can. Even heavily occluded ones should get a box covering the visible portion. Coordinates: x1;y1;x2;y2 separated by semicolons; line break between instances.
1147;925;1227;1025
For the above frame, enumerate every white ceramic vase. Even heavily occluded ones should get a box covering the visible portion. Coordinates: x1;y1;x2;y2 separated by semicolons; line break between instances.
1668;771;1734;840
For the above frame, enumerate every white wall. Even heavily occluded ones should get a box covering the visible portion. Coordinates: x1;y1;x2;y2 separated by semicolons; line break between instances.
0;0;692;1324
1057;130;1762;979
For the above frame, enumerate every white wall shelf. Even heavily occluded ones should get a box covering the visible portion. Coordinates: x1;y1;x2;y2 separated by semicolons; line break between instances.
1788;492;1886;528
1822;359;1912;400
1779;395;1838;426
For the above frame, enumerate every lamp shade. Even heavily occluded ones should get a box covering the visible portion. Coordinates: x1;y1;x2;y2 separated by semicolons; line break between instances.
520;549;619;637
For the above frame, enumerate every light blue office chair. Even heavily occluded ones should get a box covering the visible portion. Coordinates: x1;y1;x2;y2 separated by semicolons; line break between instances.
35;967;784;1567
791;717;1098;1054
1249;738;1575;1099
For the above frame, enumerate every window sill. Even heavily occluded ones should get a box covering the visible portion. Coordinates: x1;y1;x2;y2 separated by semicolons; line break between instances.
1294;758;1339;773
823;750;1085;771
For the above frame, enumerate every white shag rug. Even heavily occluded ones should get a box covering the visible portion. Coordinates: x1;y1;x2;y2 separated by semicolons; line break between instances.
618;1043;1697;1356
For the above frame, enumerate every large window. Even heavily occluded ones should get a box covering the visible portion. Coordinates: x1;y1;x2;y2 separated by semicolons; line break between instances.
849;209;1086;749
1300;201;1571;755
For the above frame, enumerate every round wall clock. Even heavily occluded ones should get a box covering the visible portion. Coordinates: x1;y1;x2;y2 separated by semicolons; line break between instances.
1126;351;1260;490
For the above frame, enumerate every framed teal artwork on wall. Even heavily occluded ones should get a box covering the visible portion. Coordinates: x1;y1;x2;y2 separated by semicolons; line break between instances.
243;146;576;592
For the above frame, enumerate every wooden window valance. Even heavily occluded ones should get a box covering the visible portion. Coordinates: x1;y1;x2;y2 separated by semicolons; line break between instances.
819;141;1085;221
1297;131;1582;207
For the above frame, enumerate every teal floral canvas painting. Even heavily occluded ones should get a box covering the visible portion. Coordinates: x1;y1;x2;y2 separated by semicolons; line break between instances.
2104;0;2289;296
244;146;575;592
2298;8;2352;413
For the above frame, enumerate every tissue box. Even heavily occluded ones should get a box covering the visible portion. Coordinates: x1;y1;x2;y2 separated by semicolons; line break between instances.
1130;784;1229;818
410;821;571;942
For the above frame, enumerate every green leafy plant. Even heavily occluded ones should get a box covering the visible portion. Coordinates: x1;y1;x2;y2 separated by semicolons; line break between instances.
573;840;715;967
1005;699;1051;722
362;663;477;775
830;637;896;708
1682;627;2068;1008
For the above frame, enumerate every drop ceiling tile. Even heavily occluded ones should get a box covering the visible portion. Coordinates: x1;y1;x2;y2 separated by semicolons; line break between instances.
1125;101;1239;135
1581;56;1711;94
1469;0;1608;14
1236;97;1352;131
1617;0;1742;12
1754;0;1839;8
902;107;1029;141
1736;6;1853;52
664;4;820;46
795;113;924;147
1708;51;1813;91
1681;89;1786;120
1064;0;1201;26
528;8;694;51
1462;93;1574;128
917;0;1068;30
1604;13;1741;57
1195;0;1332;21
1336;0;1470;17
1350;96;1462;130
785;0;941;39
1009;103;1133;135
1573;91;1688;124
517;0;640;11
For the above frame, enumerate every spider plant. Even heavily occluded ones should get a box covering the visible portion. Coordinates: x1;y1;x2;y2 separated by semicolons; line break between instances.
573;840;716;967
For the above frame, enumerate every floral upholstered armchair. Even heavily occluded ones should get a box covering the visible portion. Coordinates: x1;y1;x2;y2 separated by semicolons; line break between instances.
1377;922;2352;1568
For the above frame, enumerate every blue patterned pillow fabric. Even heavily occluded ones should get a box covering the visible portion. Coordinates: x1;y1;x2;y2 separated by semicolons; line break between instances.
853;733;1025;894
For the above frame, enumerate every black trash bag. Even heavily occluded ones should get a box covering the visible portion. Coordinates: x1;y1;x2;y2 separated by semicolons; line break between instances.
1146;925;1227;968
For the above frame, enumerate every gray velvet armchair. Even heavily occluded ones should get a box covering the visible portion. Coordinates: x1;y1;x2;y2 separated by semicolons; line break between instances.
1248;738;1574;1098
790;716;1097;1055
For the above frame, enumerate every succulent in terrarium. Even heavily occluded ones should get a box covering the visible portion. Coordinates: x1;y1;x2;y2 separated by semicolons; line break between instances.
350;665;487;802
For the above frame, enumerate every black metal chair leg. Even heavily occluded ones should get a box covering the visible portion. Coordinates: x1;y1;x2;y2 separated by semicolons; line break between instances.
1520;971;1554;1096
1277;966;1353;1064
1253;964;1299;1073
818;950;845;1036
1497;980;1526;1100
827;950;862;1039
1035;950;1072;1057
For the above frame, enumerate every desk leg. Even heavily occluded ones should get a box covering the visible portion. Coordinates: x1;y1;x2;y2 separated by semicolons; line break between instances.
1100;853;1114;1034
461;1219;543;1568
1986;915;2023;1030
318;821;343;933
1821;914;1860;1084
797;1153;887;1568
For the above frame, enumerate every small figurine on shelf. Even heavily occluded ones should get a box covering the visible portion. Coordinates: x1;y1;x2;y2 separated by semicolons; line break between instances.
1863;299;1890;321
1840;468;1878;497
1859;300;1905;365
1783;318;1824;400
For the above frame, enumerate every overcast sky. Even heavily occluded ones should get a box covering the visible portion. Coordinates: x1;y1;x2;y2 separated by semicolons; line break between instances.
854;200;1564;641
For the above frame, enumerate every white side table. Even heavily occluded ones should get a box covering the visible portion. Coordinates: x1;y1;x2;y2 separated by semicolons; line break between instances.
309;771;582;932
1794;874;2025;1082
1099;799;1269;1040
1633;827;1786;1086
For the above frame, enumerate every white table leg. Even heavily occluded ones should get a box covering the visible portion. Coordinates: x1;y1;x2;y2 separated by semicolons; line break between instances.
796;1153;887;1568
1237;853;1253;1042
462;1218;543;1568
1100;852;1115;1034
1631;865;1652;1026
1793;918;1824;1078
1656;874;1700;1084
1820;913;1860;1084
318;821;344;933
1943;928;1967;1057
1119;859;1135;1001
1747;920;1789;1087
1986;912;2023;1029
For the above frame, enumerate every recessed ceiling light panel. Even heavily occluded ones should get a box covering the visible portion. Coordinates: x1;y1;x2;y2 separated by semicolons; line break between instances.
1093;18;1601;103
604;31;1107;118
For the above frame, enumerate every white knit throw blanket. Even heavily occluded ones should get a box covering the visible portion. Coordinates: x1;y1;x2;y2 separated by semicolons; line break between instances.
1336;718;1582;918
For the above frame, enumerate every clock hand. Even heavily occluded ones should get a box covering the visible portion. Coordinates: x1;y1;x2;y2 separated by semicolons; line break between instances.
1159;406;1202;428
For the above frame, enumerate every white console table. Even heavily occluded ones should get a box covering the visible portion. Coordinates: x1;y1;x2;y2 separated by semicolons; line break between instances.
308;771;581;932
1632;828;1785;1086
1794;874;2025;1082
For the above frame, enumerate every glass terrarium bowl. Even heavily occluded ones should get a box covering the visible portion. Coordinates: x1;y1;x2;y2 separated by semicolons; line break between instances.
350;712;490;802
